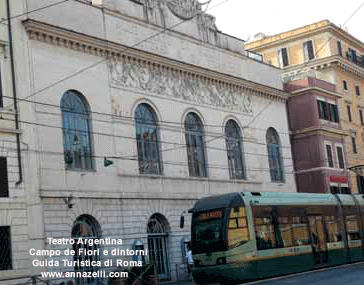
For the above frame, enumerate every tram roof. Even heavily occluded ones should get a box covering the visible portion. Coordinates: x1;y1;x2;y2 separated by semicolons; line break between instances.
242;192;339;206
190;192;364;212
189;192;244;213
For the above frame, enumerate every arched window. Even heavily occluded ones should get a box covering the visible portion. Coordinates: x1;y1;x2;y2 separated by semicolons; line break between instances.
266;127;284;182
185;112;207;177
61;90;93;170
71;215;101;285
225;120;245;179
135;103;162;174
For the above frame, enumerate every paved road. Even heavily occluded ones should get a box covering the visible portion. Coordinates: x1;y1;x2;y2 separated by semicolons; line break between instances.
244;262;364;285
177;262;364;285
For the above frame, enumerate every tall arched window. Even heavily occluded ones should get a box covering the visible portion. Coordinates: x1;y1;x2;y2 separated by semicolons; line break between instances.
61;90;93;170
225;120;245;179
266;127;284;182
71;215;101;285
135;103;162;175
185;112;207;177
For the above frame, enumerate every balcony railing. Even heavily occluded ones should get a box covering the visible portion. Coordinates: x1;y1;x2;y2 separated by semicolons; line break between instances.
345;51;364;68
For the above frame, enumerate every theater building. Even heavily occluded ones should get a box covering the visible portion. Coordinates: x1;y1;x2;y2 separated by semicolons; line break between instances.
2;0;295;283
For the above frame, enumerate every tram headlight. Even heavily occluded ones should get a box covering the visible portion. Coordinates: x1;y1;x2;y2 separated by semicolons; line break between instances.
216;257;226;265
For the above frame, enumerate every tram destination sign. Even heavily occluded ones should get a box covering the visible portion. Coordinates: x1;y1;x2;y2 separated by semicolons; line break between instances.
198;210;223;221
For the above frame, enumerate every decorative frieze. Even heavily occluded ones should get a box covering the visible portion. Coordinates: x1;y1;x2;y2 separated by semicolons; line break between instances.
23;19;287;109
109;58;253;113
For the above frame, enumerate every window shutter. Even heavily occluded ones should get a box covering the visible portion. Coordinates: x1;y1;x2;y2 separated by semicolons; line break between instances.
0;226;12;270
336;147;345;169
337;41;342;56
0;62;3;108
326;145;334;167
281;48;289;67
0;157;9;198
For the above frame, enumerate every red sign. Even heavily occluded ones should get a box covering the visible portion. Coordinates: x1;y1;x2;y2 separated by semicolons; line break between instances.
198;210;222;221
330;176;348;183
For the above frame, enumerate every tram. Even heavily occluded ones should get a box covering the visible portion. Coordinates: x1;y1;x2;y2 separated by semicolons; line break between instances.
188;192;364;284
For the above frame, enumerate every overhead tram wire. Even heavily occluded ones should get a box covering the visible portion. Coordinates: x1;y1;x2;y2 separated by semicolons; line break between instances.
3;0;230;110
1;145;297;175
1;1;293;136
1;0;296;160
1;94;294;136
0;116;296;160
0;0;70;24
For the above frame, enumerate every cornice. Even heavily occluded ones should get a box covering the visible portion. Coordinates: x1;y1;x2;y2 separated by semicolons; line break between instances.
22;19;288;103
291;126;349;138
246;20;364;52
0;128;21;135
283;55;364;80
290;86;342;98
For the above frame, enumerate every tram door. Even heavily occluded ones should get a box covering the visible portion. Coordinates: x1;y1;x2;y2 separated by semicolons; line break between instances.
308;216;328;265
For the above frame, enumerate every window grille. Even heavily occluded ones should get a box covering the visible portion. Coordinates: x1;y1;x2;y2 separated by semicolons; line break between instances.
135;103;162;175
61;90;93;170
266;128;284;182
71;215;101;285
147;214;170;279
185;113;207;177
225;120;245;179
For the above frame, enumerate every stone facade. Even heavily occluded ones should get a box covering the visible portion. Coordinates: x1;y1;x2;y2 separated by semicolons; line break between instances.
0;1;29;283
2;0;295;283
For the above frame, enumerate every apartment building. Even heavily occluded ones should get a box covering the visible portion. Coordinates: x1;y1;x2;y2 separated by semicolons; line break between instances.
246;20;364;194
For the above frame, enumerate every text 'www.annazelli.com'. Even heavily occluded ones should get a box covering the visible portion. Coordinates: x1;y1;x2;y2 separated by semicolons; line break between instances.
40;271;128;278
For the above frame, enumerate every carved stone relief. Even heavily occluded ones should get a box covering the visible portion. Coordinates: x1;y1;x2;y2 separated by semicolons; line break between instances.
109;59;253;113
166;0;201;20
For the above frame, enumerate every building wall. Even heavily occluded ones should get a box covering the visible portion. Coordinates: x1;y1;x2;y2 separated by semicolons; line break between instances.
334;67;364;193
285;77;349;193
0;1;29;282
2;0;296;282
247;20;364;193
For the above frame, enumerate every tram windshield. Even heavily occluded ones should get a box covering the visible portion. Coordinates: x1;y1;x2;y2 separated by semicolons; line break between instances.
192;210;225;254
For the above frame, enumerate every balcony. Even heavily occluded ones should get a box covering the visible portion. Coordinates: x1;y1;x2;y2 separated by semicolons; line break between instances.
345;51;364;69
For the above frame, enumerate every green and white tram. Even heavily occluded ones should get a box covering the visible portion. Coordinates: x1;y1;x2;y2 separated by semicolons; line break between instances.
188;192;364;284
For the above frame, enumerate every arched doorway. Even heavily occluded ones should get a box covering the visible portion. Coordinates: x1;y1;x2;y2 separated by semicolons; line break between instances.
71;214;101;285
147;213;170;279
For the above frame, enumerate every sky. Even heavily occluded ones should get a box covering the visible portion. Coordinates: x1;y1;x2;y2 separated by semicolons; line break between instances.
207;0;364;43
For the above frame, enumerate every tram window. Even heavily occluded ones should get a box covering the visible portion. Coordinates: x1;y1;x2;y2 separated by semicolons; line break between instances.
279;217;294;247
194;219;222;246
228;207;250;248
346;215;360;240
291;217;310;246
278;216;310;247
254;215;277;250
324;216;342;242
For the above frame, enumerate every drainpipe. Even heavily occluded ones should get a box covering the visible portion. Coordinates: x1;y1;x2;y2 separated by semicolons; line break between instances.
6;0;23;185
